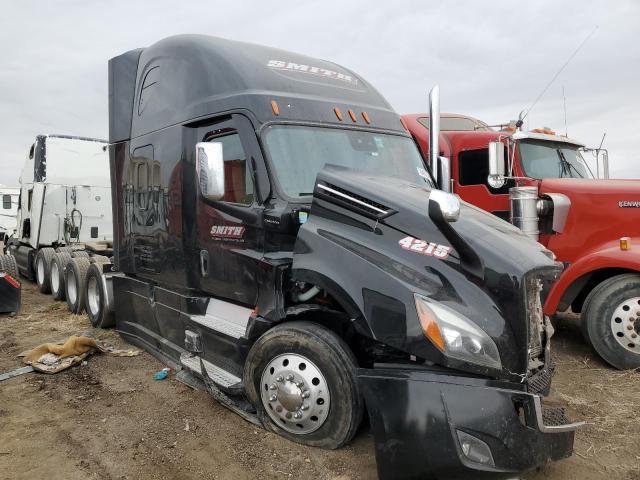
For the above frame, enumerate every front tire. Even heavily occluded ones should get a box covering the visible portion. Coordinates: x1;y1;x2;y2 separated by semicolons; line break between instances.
64;257;91;314
244;321;363;449
582;273;640;369
84;263;114;328
35;247;55;293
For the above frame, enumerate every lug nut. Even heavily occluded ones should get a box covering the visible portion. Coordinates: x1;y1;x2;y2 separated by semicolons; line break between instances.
269;394;277;402
628;325;634;330
269;384;277;390
301;404;309;411
301;391;310;399
296;381;304;388
293;412;302;419
285;374;294;381
276;375;284;383
632;333;638;339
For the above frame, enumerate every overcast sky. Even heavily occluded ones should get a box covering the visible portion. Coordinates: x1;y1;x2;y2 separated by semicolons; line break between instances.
0;0;638;185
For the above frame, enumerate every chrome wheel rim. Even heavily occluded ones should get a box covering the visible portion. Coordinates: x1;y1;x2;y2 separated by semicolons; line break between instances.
51;262;59;293
67;273;77;305
611;297;640;353
260;353;330;434
87;276;100;315
37;257;45;285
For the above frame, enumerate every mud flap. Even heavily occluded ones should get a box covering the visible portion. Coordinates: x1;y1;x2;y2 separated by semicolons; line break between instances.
0;273;21;314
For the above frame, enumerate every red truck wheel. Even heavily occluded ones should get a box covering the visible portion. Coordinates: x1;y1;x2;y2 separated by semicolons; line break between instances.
582;274;640;370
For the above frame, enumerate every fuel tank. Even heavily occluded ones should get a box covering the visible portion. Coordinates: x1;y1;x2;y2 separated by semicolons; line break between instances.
293;166;560;380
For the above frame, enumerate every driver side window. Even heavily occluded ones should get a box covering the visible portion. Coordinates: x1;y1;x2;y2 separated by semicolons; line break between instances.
207;132;254;205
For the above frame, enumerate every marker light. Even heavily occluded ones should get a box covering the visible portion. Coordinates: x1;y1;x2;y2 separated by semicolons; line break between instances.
347;109;357;122
0;272;20;289
333;107;343;121
361;111;371;124
270;100;280;116
620;237;631;251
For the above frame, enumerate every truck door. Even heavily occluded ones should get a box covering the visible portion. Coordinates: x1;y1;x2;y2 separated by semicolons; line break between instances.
455;148;512;221
194;115;264;307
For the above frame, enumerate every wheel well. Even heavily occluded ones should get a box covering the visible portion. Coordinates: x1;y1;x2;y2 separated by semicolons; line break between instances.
280;297;408;369
566;268;638;313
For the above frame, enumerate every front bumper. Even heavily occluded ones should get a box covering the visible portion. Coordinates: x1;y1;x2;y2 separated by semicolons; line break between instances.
358;366;582;480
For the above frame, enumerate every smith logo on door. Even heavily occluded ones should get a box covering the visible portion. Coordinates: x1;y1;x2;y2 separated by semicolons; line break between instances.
210;225;245;239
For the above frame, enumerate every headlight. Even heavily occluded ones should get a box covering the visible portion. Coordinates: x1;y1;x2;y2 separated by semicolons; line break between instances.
414;294;501;370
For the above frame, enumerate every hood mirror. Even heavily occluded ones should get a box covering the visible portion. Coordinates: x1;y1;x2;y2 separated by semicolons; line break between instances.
429;189;460;223
487;141;506;189
196;142;225;201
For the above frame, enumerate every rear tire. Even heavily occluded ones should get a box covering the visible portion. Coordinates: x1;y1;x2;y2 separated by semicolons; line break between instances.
71;250;89;258
89;255;110;264
244;321;363;449
84;263;114;328
0;254;18;279
35;247;56;294
582;273;640;369
64;257;91;314
50;252;72;301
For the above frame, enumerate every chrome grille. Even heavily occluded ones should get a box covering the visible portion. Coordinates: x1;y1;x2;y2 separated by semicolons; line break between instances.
525;276;545;361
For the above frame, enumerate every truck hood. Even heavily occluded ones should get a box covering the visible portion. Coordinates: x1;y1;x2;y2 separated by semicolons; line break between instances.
538;178;640;261
292;166;560;379
540;177;640;200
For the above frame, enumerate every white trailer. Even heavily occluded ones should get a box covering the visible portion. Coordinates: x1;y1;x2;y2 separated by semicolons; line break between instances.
4;135;113;300
0;185;19;243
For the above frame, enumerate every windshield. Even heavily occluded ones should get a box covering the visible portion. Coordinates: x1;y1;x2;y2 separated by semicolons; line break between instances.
263;125;433;198
519;141;592;179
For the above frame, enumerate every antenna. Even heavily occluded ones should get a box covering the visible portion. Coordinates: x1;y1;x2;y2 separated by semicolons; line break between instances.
562;85;568;137
517;25;598;128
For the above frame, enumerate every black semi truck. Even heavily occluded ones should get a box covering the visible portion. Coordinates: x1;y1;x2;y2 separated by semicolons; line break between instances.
105;35;581;479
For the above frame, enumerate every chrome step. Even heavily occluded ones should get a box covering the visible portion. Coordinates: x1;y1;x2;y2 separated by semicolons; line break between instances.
180;353;241;388
190;297;252;339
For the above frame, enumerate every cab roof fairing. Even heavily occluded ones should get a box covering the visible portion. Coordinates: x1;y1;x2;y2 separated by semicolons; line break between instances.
511;130;585;148
109;34;403;143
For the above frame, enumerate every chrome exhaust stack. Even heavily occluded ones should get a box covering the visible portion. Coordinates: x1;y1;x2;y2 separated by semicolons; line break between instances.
510;186;539;240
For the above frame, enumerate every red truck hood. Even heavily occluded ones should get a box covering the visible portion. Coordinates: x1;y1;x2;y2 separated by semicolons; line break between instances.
537;178;640;262
539;178;640;200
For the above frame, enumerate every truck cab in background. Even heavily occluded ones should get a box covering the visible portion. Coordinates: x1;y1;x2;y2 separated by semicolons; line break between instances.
0;185;19;243
403;91;640;369
5;135;113;290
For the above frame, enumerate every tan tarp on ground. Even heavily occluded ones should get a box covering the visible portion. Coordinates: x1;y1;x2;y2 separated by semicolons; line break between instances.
20;335;140;374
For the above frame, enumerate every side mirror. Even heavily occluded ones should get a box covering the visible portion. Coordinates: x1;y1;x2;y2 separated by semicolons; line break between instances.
196;142;225;201
429;189;460;223
487;141;506;188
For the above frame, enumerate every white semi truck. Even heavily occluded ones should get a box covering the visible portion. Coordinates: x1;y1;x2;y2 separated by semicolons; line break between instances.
0;185;19;243
3;135;114;313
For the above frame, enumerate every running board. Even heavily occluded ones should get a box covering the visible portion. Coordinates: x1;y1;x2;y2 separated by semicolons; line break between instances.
180;353;243;392
189;297;252;339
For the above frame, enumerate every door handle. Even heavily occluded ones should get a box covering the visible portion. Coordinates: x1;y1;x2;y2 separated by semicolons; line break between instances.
200;250;209;278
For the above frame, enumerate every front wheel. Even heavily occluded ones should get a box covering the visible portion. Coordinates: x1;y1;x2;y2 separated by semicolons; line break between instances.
244;321;363;449
582;273;640;369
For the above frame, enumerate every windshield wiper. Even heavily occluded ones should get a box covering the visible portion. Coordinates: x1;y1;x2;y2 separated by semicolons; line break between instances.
557;150;584;178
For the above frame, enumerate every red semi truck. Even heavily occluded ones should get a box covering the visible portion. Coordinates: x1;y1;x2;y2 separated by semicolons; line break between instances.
403;87;640;369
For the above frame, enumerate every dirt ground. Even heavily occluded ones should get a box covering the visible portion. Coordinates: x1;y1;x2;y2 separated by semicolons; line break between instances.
1;282;639;480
